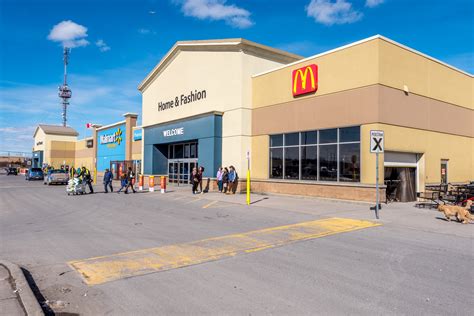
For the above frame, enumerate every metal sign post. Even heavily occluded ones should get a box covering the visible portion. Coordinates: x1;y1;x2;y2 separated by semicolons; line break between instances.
370;130;385;219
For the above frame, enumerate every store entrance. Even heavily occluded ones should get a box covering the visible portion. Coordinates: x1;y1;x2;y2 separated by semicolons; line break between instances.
168;160;198;184
384;167;417;202
167;141;198;185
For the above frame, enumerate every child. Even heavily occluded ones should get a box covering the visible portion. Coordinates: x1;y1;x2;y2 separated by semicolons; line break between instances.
117;174;128;193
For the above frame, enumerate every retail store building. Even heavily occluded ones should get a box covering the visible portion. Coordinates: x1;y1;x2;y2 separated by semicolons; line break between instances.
140;35;473;202
32;113;142;179
32;125;79;168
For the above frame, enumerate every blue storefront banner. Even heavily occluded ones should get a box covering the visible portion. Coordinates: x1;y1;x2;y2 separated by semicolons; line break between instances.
97;124;126;171
143;114;222;177
133;129;142;141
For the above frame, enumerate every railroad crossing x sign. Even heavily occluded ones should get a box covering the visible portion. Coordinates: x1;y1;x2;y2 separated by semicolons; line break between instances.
370;130;384;153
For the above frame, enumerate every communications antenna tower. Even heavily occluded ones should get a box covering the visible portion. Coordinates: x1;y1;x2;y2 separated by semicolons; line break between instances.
58;47;72;127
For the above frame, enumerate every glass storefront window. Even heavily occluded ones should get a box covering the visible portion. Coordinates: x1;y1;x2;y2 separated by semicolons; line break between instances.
190;143;196;158
319;129;337;144
339;126;360;143
285;133;299;146
301;145;317;180
284;147;299;179
270;148;283;179
319;145;337;181
270;135;283;147
174;144;184;159
169;146;174;159
301;131;317;145
184;144;190;158
268;127;360;183
339;143;360;182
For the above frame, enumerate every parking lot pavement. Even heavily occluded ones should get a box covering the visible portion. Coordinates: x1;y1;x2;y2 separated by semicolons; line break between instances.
0;175;472;315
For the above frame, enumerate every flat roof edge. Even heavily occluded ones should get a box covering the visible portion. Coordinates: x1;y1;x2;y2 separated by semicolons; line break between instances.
252;35;473;78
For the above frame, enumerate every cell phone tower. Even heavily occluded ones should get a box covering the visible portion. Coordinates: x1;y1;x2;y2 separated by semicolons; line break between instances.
58;47;72;127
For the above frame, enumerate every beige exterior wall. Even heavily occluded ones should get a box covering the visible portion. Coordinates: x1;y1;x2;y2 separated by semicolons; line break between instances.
141;49;287;173
361;124;474;186
250;36;473;195
33;129;77;164
378;39;473;110
132;139;142;160
253;39;380;109
252;37;472;110
74;138;94;170
46;140;76;168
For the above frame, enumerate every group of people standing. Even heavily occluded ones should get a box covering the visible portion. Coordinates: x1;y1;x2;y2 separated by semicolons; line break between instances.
103;167;136;194
216;166;238;194
191;166;238;194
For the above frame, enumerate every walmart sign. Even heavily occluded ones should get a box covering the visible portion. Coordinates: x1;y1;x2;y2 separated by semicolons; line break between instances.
100;127;123;145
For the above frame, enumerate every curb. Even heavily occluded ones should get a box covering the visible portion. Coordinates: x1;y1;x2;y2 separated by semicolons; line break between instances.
0;261;44;316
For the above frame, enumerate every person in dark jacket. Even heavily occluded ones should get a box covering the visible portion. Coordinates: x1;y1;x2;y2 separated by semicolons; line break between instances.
124;167;136;194
81;166;94;194
191;167;199;194
198;166;205;194
222;167;229;194
103;168;113;193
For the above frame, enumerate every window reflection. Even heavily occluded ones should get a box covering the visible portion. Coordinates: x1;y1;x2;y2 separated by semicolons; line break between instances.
270;148;283;179
339;143;360;182
301;146;317;180
284;147;299;179
319;145;337;181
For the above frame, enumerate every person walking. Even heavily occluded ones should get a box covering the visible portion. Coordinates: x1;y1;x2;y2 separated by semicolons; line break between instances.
81;166;94;194
103;168;113;193
216;167;223;192
198;166;205;194
222;167;229;194
117;173;128;193
124;167;136;194
191;167;200;194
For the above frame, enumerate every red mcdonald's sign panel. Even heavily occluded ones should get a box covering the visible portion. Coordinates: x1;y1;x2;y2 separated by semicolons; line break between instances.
292;64;318;97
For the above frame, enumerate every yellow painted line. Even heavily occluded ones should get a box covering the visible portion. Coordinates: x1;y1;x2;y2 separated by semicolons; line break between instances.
202;200;218;209
69;218;381;285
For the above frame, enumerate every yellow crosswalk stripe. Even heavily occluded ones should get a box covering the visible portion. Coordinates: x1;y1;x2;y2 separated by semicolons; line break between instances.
69;217;381;285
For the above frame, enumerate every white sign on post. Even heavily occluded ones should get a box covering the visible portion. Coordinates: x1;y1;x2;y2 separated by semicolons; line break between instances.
370;130;384;219
370;130;384;153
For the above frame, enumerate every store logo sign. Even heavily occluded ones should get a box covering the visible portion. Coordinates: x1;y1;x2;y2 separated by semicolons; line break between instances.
292;64;318;97
100;127;123;145
163;127;184;137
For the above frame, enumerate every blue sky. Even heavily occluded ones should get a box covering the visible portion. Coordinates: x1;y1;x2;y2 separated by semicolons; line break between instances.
0;0;473;153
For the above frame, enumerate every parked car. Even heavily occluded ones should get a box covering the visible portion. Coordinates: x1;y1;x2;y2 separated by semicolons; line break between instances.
25;168;44;181
44;169;69;185
6;167;18;175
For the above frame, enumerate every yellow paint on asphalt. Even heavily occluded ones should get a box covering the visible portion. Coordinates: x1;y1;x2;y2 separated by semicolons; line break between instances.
202;200;218;209
69;218;380;285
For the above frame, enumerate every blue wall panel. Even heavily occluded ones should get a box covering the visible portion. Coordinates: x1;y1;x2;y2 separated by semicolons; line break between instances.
143;114;222;177
96;124;126;171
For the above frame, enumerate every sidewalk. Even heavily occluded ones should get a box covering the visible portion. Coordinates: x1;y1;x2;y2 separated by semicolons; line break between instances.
0;261;43;316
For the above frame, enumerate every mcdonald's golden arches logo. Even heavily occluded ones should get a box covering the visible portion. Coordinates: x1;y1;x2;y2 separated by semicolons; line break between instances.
292;64;318;96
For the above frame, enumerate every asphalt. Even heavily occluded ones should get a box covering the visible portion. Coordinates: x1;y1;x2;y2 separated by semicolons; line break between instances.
0;174;472;315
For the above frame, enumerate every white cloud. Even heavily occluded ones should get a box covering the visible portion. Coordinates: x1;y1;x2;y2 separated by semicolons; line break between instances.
47;20;89;48
306;0;362;25
365;0;384;8
176;0;253;28
95;39;111;52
